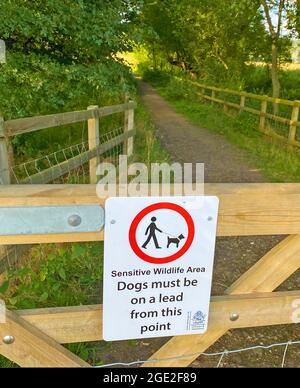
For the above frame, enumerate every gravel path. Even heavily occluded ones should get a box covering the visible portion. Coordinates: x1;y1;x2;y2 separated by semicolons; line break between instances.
136;81;300;368
138;81;266;183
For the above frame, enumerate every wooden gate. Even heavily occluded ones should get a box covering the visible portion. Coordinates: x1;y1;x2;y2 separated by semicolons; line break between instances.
0;101;135;274
0;183;300;367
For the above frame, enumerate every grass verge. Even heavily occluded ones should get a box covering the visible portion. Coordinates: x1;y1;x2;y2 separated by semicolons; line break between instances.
0;99;169;367
144;70;300;183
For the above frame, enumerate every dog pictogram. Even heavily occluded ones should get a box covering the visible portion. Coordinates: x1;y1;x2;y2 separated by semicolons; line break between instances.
141;216;186;250
167;233;185;248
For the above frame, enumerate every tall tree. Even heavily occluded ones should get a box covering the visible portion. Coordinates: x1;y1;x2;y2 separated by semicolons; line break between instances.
140;0;267;83
260;0;286;108
0;0;135;64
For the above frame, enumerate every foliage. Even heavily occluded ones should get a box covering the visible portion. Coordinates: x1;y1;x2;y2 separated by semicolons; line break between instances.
134;0;299;94
1;243;103;309
133;97;170;168
0;51;135;159
146;71;300;183
0;100;169;367
138;0;269;81
140;59;300;102
0;53;134;120
0;1;139;160
0;241;104;367
0;0;135;64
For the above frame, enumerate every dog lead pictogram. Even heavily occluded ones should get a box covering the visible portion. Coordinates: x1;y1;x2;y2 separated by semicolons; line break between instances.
141;216;185;250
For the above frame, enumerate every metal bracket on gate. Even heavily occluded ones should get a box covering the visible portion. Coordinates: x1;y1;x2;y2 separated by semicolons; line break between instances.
0;205;104;235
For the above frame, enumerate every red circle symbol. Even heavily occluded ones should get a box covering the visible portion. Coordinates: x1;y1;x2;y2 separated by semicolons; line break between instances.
129;202;195;264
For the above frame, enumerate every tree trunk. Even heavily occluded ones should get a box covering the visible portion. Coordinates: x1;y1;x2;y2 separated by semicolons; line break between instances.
271;40;280;114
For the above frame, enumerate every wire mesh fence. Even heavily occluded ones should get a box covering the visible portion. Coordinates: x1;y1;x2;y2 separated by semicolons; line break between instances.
95;339;300;368
195;82;300;147
0;245;30;274
1;126;125;185
1;237;300;368
0;124;126;276
2;95;300;367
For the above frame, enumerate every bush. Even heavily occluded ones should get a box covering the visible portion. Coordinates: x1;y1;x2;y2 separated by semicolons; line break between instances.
0;52;135;158
0;52;134;119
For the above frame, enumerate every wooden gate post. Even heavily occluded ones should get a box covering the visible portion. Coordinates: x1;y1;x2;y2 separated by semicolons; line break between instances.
124;101;134;157
0;117;11;184
259;99;268;133
288;102;300;143
87;106;100;184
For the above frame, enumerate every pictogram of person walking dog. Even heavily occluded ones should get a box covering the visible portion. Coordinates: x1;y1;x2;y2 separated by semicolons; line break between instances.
142;216;185;250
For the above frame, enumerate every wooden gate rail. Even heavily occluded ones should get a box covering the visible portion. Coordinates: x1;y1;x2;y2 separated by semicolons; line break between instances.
0;183;300;367
13;290;300;343
1;183;300;245
0;102;136;275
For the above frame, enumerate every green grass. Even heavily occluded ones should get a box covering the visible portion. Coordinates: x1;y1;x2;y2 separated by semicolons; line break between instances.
0;99;169;368
169;101;300;182
0;242;104;367
134;97;170;167
244;65;300;101
143;70;300;183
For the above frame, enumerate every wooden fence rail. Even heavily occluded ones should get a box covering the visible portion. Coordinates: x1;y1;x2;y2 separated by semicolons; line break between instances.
0;101;136;185
0;183;300;367
4;102;136;137
190;81;300;148
0;101;136;275
20;130;135;184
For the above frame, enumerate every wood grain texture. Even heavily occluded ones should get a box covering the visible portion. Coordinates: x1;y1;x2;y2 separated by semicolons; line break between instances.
18;305;102;344
0;309;90;367
5;102;136;136
88;105;100;184
15;291;300;345
1;184;300;243
0;117;11;184
226;234;300;294
143;235;300;367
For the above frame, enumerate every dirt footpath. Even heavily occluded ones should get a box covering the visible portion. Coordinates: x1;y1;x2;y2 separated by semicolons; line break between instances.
139;81;266;183
135;81;300;368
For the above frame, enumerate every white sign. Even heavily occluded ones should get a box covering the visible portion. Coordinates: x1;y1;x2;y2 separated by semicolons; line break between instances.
103;196;219;341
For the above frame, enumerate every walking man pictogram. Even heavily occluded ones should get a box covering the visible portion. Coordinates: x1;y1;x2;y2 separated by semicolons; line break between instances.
142;216;162;249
